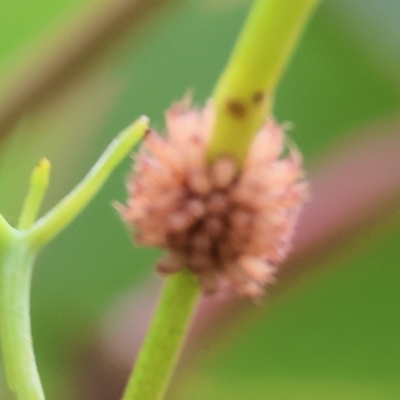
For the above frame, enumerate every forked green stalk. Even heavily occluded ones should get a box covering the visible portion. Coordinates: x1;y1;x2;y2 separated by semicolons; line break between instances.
0;116;148;400
0;161;51;400
121;1;320;400
27;117;149;250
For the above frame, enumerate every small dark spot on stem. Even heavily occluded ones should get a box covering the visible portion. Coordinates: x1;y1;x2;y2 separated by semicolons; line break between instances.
252;91;264;104
226;99;247;119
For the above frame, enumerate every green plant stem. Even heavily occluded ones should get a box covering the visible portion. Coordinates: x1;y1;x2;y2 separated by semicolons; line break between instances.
18;159;51;231
0;160;50;400
0;116;148;400
121;1;320;399
26;116;149;249
208;0;320;165
121;269;200;400
0;239;44;400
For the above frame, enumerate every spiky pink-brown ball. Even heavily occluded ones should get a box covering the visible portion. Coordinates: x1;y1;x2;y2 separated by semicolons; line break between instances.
120;101;308;297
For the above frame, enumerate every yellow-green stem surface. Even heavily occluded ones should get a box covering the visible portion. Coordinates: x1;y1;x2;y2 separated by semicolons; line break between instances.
209;0;319;165
0;239;44;400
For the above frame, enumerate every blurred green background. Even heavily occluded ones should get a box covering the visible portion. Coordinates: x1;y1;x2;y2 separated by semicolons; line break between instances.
0;0;400;399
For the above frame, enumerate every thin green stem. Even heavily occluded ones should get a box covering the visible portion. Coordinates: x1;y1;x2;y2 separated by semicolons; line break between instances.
18;159;51;230
121;270;200;400
208;0;320;165
26;116;149;249
121;2;320;399
0;239;44;400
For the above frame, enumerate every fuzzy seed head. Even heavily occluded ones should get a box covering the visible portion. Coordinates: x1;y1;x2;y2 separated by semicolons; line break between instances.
120;100;308;298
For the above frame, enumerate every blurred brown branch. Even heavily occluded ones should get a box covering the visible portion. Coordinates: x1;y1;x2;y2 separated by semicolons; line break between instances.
0;0;180;142
75;114;400;399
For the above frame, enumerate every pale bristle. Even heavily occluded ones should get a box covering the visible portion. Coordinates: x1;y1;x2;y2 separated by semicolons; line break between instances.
238;280;265;298
211;156;237;189
230;209;252;230
187;170;211;195
238;256;274;284
186;198;206;218
167;211;193;232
